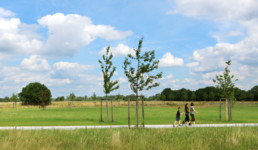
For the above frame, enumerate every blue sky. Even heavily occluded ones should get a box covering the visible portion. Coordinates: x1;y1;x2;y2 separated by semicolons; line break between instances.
0;0;258;97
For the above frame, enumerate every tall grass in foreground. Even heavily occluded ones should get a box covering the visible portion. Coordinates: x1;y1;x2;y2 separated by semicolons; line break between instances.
0;127;257;150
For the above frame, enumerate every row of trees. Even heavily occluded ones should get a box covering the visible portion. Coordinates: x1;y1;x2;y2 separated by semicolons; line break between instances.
3;84;257;103
98;38;162;128
159;85;258;101
2;84;257;103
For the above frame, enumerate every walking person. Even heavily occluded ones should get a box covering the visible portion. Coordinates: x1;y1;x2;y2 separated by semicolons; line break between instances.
173;107;184;127
182;103;190;126
189;102;199;126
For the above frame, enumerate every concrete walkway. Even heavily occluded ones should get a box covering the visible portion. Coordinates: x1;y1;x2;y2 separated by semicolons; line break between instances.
0;123;257;130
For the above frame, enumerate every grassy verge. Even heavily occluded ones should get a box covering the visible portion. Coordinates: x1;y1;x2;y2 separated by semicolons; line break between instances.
0;127;257;150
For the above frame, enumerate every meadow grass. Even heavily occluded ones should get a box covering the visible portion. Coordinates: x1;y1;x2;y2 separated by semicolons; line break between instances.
0;103;257;126
0;127;257;150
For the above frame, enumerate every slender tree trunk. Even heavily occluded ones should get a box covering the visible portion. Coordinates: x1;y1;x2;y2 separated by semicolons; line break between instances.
100;99;103;122
128;98;130;129
111;99;114;122
136;91;138;129
142;96;144;128
219;101;221;121
225;99;228;121
106;95;109;122
229;99;232;121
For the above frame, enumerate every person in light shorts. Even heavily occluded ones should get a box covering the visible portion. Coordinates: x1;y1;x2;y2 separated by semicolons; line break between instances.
189;102;199;126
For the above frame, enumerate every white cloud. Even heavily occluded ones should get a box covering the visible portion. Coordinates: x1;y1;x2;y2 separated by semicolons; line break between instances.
53;62;95;79
227;30;243;37
170;0;258;22
186;62;199;67
0;60;101;97
200;79;214;85
182;78;198;86
0;11;132;58
119;77;127;84
159;52;184;67
0;17;42;56
0;7;15;17
54;62;93;71
99;44;133;57
166;0;258;90
38;13;132;57
166;73;173;79
21;55;51;71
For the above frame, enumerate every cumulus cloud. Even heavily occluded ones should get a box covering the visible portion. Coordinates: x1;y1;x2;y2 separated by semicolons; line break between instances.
169;0;258;22
0;17;42;56
38;13;132;57
168;0;258;90
119;77;127;84
186;62;199;67
0;8;15;17
159;52;184;67
53;62;95;79
0;59;101;97
0;10;132;58
54;62;94;71
99;44;133;57
21;55;51;71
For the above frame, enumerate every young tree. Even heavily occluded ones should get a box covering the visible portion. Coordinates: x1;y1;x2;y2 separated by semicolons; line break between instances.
123;38;162;128
91;92;97;100
67;93;76;101
99;46;119;122
213;60;238;121
10;93;19;108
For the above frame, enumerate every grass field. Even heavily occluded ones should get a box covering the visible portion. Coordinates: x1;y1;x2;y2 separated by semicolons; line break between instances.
0;102;257;126
0;127;257;150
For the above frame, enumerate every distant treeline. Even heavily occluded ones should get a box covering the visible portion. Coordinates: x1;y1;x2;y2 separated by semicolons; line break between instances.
1;85;257;102
155;85;258;101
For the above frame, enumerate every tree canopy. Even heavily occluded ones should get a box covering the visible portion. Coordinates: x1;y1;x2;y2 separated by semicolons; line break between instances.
19;82;52;105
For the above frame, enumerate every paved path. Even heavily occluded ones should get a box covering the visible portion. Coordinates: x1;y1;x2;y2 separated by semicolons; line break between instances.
0;123;257;130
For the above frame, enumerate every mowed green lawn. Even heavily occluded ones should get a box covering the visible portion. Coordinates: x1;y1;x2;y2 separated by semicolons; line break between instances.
0;103;257;126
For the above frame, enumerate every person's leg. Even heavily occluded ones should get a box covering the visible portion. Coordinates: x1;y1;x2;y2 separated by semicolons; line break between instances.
192;114;195;126
188;115;191;125
185;115;189;126
173;121;177;127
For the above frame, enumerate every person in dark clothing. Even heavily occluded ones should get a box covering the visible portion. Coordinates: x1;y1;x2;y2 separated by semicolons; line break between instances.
173;107;184;127
182;103;191;126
